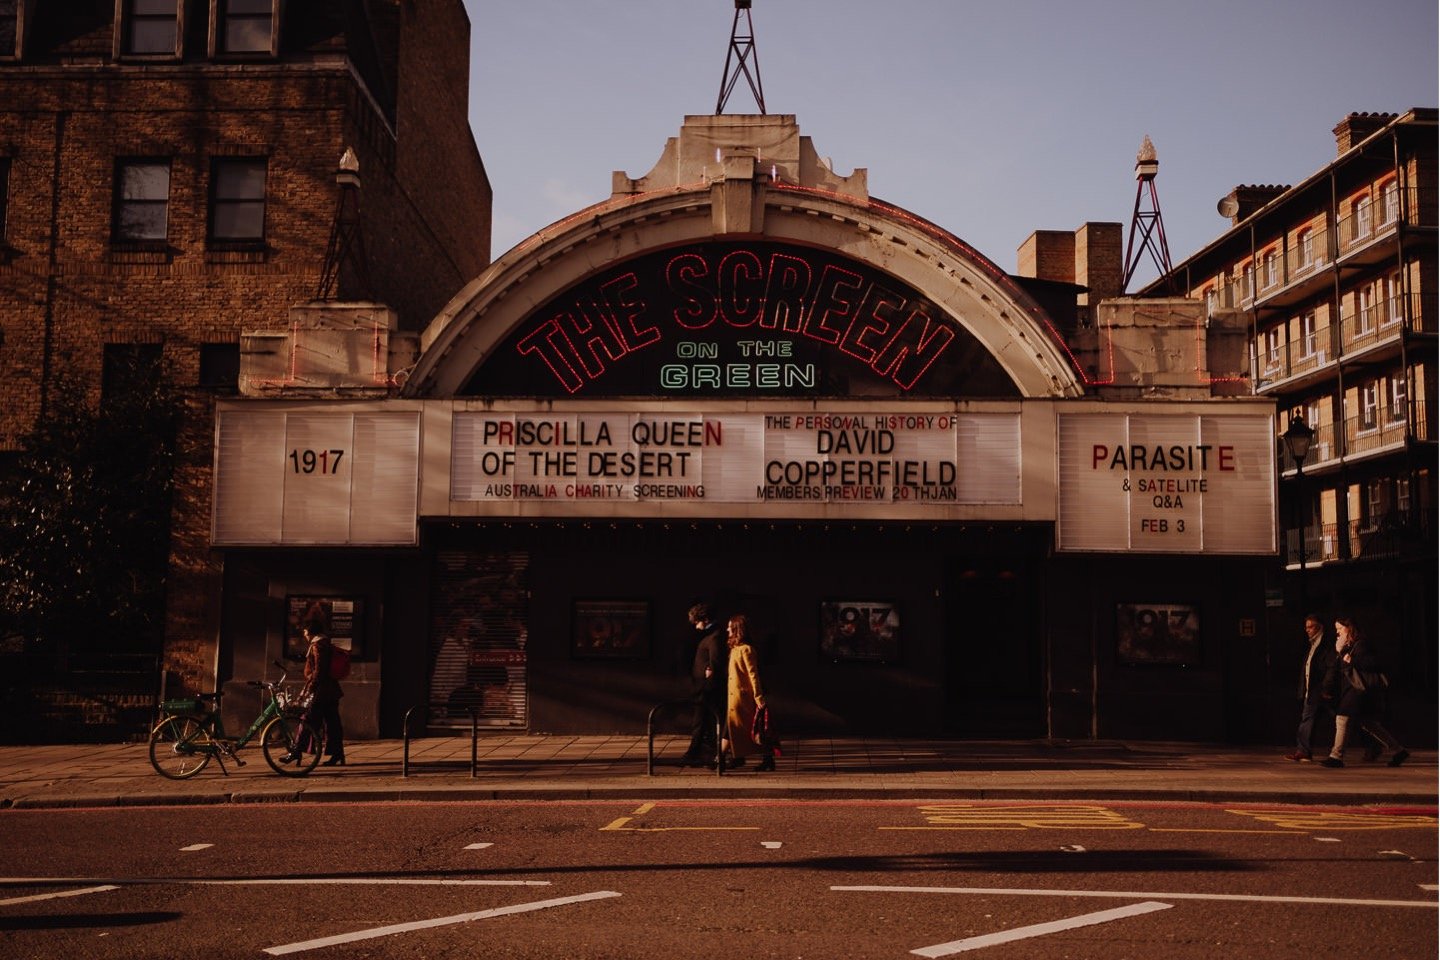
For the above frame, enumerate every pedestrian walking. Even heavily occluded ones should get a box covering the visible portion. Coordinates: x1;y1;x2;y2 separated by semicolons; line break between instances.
1320;617;1407;768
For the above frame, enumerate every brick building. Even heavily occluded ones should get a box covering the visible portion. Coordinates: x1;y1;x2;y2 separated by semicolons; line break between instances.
0;0;490;736
1141;109;1437;739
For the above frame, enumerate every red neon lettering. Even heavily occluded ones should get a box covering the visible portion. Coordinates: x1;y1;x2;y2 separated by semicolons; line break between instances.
515;318;584;394
666;254;716;330
600;274;657;350
838;289;903;364
718;249;764;328
802;264;865;346
759;253;811;332
870;305;956;390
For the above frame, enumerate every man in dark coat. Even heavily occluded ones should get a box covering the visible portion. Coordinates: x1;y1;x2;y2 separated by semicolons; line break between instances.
682;603;727;764
1285;614;1333;762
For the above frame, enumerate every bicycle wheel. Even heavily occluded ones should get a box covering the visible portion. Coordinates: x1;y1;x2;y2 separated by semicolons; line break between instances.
261;715;322;776
148;715;214;779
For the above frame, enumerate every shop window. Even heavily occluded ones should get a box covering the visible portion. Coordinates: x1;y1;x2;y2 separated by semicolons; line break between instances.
199;342;240;391
218;0;275;55
113;158;171;243
1359;380;1379;431
209;156;267;243
121;0;180;56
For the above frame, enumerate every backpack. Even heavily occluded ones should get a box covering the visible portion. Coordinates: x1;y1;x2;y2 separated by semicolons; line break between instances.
328;644;352;681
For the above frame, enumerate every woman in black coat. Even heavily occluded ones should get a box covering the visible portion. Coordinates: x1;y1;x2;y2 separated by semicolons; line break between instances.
283;623;346;766
1320;618;1407;768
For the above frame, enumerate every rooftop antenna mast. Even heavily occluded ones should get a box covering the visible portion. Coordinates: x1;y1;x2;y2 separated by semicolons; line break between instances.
716;0;765;114
317;147;373;301
1122;135;1175;293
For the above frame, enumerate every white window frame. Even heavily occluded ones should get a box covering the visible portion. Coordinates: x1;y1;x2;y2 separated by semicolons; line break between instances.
1298;228;1315;269
1353;196;1372;241
1300;312;1317;357
1382;273;1402;326
1263;251;1279;289
1264;327;1282;370
1359;380;1379;431
1356;286;1375;334
1241;264;1254;302
1388;373;1408;422
1381;180;1399;225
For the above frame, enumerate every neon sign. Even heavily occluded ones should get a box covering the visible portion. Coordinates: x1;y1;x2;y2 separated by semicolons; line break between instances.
471;242;1019;399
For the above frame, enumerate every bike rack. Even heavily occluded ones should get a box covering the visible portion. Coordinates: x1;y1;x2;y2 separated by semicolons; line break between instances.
646;699;724;777
402;703;480;778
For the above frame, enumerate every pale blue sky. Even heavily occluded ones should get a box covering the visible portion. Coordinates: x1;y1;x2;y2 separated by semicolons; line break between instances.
463;0;1437;287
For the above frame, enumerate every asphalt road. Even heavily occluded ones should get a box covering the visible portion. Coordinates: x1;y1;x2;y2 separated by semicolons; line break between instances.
1;800;1435;959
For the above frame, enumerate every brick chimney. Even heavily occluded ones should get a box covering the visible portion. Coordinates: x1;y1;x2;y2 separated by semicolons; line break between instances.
1219;185;1290;226
1333;112;1398;154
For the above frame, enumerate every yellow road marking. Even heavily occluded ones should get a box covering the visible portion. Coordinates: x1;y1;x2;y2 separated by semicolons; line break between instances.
1228;810;1438;831
887;805;1145;831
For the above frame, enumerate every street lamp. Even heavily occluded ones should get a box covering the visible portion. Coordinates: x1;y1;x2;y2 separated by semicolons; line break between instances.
1282;416;1316;610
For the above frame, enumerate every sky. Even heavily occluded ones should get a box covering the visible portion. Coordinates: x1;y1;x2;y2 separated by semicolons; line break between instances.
462;0;1437;289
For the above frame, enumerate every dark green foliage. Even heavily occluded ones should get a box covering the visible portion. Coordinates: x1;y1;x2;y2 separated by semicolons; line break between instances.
0;361;180;658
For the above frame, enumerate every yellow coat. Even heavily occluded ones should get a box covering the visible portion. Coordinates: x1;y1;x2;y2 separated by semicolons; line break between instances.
725;642;767;757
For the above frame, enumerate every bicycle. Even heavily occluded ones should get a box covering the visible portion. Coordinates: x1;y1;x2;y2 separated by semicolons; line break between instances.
148;667;323;779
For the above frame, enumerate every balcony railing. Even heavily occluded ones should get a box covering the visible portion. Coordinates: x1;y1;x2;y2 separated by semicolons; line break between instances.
1284;510;1434;566
1339;292;1430;349
1255;325;1335;385
1346;406;1422;456
1335;186;1436;257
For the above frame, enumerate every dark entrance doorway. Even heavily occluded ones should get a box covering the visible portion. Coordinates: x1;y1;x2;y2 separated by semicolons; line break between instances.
943;538;1046;738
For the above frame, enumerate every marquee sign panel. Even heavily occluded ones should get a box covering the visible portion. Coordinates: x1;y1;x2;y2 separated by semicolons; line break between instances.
1055;412;1276;555
449;411;1022;506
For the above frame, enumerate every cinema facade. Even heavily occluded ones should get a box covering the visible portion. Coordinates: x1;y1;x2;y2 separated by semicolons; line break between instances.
212;116;1281;743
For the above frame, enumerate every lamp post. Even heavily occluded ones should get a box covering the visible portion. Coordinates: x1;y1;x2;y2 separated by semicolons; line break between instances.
1282;416;1315;612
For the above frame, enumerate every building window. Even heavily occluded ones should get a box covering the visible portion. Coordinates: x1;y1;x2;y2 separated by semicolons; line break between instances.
1203;287;1216;316
1241;264;1253;301
1300;312;1317;356
1360;380;1379;431
1382;273;1402;325
1381;180;1399;225
1264;327;1282;370
0;0;18;59
122;0;180;56
113;159;171;242
209;157;267;242
1354;286;1375;335
1298;228;1315;269
1396;475;1411;514
1263;251;1279;289
218;0;275;55
1388;373;1408;423
1352;196;1372;241
199;343;241;391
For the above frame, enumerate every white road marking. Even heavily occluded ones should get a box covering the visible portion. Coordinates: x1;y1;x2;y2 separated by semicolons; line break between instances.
833;885;1438;909
0;885;119;906
911;901;1172;957
464;842;493;850
1060;845;1086;853
1420;885;1438;892
761;841;783;849
1315;837;1341;842
179;844;213;852
0;877;548;888
262;890;622;956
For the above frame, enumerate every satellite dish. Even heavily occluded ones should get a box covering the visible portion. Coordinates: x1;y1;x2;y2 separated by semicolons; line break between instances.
1217;196;1240;218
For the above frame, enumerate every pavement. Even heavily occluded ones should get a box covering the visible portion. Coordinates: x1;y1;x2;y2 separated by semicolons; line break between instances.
0;736;1434;809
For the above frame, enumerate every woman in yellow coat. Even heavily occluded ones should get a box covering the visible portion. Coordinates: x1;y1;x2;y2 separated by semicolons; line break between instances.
723;614;775;771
